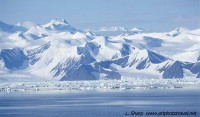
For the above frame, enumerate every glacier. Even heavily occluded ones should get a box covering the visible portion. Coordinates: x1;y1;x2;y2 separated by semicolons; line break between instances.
1;78;200;93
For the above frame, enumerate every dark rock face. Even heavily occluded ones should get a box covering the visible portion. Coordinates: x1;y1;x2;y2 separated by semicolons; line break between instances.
27;42;51;65
51;42;109;80
77;42;100;65
120;44;131;56
136;59;149;70
85;42;100;55
113;56;129;68
197;54;200;61
197;73;200;78
96;62;121;80
190;62;200;78
52;58;78;77
52;57;122;81
168;32;180;37
28;34;48;40
0;48;28;70
161;61;184;78
105;71;121;79
99;61;113;69
60;64;99;81
51;47;99;80
147;51;167;64
157;60;198;79
143;36;163;47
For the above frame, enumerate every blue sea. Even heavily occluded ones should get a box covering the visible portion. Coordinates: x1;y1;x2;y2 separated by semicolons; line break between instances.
0;89;199;117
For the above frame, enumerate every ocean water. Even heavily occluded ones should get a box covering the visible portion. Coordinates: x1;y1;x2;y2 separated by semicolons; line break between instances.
0;89;199;117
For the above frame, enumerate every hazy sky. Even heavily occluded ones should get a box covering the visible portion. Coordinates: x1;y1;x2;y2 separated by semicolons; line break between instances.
0;0;200;31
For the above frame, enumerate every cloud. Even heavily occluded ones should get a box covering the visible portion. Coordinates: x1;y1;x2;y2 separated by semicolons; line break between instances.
16;21;37;29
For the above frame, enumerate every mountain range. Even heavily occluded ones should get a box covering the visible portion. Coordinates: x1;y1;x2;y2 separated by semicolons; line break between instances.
0;19;200;81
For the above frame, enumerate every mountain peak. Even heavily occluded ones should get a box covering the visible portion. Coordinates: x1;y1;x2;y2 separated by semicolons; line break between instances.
130;28;144;32
167;27;190;37
173;27;189;33
119;30;139;37
50;19;68;25
44;19;69;27
42;19;77;32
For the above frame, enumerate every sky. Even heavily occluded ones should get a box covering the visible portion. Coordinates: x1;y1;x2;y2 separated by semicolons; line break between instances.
0;0;200;31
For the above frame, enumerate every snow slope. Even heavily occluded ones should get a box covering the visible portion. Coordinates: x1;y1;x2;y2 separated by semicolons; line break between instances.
0;19;200;81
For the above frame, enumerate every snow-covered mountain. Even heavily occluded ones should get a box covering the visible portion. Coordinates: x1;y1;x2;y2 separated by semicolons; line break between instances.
130;28;144;32
89;27;146;36
42;19;78;32
0;19;200;81
0;21;26;33
167;27;190;37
